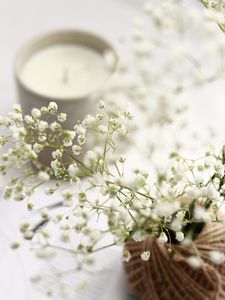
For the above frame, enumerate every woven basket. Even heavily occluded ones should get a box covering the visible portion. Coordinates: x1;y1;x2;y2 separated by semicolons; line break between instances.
124;223;225;300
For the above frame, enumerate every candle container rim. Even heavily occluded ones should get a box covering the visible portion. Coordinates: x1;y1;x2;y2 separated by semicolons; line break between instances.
14;29;118;102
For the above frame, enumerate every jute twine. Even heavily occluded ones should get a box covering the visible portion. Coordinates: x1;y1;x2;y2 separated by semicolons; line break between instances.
124;223;225;300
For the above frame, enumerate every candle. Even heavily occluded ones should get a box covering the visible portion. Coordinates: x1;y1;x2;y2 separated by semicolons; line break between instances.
20;44;112;99
15;31;117;128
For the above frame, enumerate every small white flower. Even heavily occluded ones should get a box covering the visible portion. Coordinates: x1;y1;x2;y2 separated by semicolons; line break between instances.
38;171;50;182
50;122;61;131
187;256;202;269
41;106;48;113
209;251;225;264
63;139;72;147
9;112;23;122
195;175;204;185
64;130;76;140
98;99;105;109
186;187;200;199
176;231;184;242
89;230;101;241
78;135;86;145
141;251;151;261
3;186;13;199
158;232;168;243
24;230;33;240
74;125;86;136
82;115;96;127
176;211;185;221
33;143;44;154
98;125;108;134
52;149;62;159
171;219;182;231
24;115;34;124
132;231;145;242
41;208;49;219
58;113;67;122
134;173;146;187
62;189;73;198
123;250;131;262
38;121;48;131
61;231;70;243
68;164;79;177
48;102;58;113
38;134;47;142
156;201;180;218
72;145;81;156
51;159;60;169
13;104;22;113
194;206;211;222
31;108;41;119
118;124;127;136
62;189;73;206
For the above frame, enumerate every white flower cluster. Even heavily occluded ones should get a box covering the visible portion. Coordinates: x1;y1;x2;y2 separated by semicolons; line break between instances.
2;0;225;280
2;102;225;268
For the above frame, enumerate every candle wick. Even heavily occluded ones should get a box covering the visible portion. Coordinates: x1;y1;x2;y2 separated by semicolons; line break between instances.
62;68;69;84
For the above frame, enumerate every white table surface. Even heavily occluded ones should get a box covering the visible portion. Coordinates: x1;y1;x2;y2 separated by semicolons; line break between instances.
1;1;225;300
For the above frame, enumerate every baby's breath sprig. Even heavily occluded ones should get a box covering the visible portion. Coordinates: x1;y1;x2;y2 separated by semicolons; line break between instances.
2;1;225;285
1;102;225;266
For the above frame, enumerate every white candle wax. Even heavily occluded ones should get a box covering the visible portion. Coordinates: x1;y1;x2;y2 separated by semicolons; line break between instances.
20;44;110;98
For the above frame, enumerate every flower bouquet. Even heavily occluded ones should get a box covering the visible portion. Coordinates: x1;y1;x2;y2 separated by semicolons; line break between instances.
1;101;225;299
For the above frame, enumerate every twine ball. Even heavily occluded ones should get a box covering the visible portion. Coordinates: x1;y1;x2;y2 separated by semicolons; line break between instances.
124;224;225;300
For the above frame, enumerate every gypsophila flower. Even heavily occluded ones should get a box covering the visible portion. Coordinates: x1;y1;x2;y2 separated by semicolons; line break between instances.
51;159;60;169
9;112;23;122
68;164;79;178
48;102;58;114
78;135;86;145
72;145;81;156
3;186;13;199
158;232;168;243
61;231;70;243
187;256;202;269
74;124;86;136
176;231;184;242
64;130;76;140
62;189;73;206
13;104;22;113
40;208;49;219
38;134;47;142
38;121;48;131
82;115;96;127
40;106;48;113
31;108;41;119
99;99;105;109
98;125;108;135
38;171;50;182
58;113;67;122
141;251;151;261
50;121;61;131
123;250;131;262
132;231;146;242
52;149;62;159
24;115;34;124
63;138;73;147
209;251;225;264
